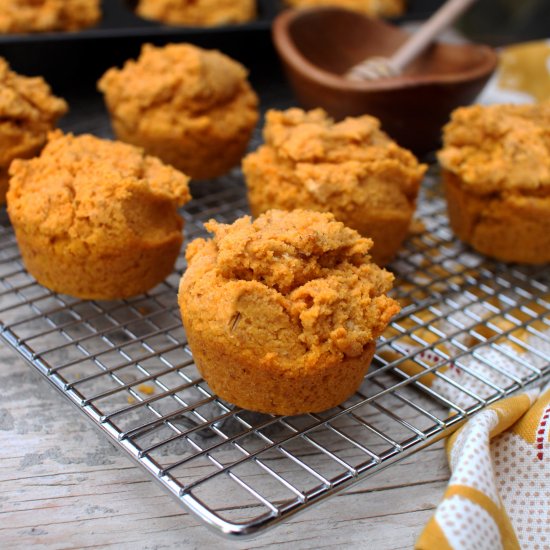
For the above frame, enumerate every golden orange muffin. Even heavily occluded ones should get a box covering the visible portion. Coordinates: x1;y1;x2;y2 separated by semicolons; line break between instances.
179;209;400;415
98;43;259;180
7;131;191;300
136;0;255;26
438;102;550;264
285;0;405;18
0;57;67;203
242;108;426;266
0;0;101;33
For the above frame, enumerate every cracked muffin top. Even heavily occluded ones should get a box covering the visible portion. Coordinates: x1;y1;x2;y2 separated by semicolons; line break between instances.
7;131;191;247
255;108;426;198
183;209;400;363
98;43;253;121
438;102;550;195
0;57;67;168
0;0;101;33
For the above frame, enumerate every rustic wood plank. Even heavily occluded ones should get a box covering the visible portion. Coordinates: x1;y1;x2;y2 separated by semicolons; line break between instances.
0;344;450;549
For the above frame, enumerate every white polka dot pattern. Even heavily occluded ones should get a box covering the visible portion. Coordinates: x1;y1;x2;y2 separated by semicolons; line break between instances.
413;305;550;550
436;495;504;550
493;431;550;550
449;410;500;504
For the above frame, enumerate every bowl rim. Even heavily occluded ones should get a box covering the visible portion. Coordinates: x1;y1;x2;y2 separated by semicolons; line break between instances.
272;7;499;92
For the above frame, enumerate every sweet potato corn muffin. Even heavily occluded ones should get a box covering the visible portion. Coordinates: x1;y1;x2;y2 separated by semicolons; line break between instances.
179;209;400;415
285;0;405;18
136;0;256;27
243;108;426;265
98;43;259;180
7;131;191;299
0;0;101;33
439;102;550;264
0;57;67;202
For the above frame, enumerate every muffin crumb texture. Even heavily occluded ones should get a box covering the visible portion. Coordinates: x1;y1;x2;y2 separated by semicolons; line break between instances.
98;43;259;179
243;108;426;265
439;102;550;194
0;57;67;201
136;0;256;26
439;102;550;264
0;0;101;33
180;209;400;415
285;0;405;18
8;131;191;299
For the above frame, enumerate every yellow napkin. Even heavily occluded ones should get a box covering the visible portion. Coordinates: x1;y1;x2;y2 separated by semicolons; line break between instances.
380;285;550;548
478;39;550;104
381;273;550;549
498;40;550;102
416;384;550;549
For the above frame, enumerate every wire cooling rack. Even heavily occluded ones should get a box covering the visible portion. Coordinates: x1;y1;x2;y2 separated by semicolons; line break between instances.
0;168;549;538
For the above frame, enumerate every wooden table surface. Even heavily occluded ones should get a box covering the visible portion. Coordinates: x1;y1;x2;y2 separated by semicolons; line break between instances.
0;344;450;549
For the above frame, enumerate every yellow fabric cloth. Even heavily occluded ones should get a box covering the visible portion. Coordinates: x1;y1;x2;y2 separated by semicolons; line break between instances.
498;40;550;102
382;288;550;549
388;297;550;548
416;384;550;549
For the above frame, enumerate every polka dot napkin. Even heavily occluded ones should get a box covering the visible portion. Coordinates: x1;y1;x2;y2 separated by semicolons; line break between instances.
393;294;550;549
416;384;550;550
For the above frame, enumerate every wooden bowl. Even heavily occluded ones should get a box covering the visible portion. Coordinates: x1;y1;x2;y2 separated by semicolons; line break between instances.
272;7;498;155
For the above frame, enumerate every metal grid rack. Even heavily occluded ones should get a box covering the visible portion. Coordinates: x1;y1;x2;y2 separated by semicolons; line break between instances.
0;170;548;538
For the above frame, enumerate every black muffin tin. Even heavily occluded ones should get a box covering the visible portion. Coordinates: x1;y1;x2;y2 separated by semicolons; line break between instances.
0;0;449;94
0;0;444;42
0;0;283;40
0;1;291;94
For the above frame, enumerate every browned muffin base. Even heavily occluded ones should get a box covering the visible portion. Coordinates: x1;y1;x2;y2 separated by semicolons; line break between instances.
15;228;183;300
340;210;412;267
188;328;376;415
111;110;253;181
443;170;550;264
